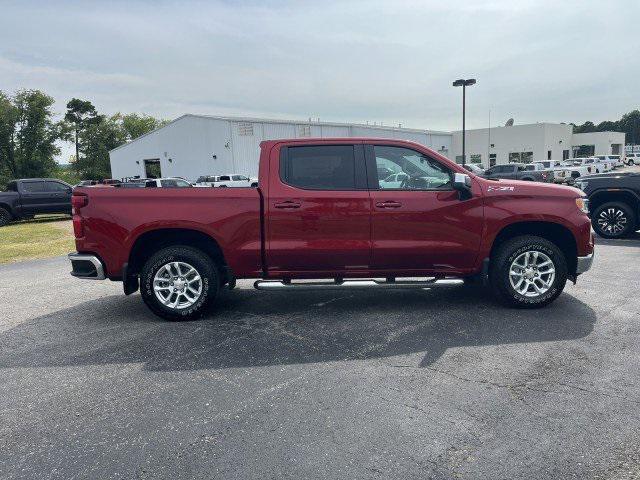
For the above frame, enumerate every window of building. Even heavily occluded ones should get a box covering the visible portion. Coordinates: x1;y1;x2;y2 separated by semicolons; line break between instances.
470;154;482;164
508;152;533;164
489;154;497;167
281;145;356;190
373;146;452;190
563;149;570;160
455;155;464;164
547;150;552;160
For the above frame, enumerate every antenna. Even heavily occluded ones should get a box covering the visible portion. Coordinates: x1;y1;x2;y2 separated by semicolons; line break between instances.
505;118;514;127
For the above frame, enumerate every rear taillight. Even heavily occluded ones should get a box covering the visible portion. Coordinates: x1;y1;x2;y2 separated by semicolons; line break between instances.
72;194;88;213
72;194;88;238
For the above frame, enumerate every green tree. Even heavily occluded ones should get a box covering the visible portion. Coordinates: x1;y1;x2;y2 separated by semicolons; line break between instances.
73;112;168;180
573;121;597;133
619;110;640;145
64;98;101;163
0;89;60;184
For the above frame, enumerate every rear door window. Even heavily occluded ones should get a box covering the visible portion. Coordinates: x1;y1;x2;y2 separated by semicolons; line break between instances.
45;181;70;192
281;145;356;190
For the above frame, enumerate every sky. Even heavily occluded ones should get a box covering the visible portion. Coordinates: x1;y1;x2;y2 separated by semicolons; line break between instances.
2;0;639;162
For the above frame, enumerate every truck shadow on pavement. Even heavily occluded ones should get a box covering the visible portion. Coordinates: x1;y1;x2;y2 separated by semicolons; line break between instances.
0;287;596;370
0;285;597;371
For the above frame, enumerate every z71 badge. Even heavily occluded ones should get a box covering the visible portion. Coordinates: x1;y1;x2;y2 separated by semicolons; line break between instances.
487;186;515;192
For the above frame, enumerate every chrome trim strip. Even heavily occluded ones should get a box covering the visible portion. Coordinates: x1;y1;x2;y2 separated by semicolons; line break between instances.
254;278;464;291
68;253;106;280
576;253;594;275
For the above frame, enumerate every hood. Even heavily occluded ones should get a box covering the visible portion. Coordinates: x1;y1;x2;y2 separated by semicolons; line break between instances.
579;172;639;181
479;178;582;198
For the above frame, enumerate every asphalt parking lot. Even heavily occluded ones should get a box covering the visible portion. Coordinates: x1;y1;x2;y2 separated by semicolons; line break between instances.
1;236;639;479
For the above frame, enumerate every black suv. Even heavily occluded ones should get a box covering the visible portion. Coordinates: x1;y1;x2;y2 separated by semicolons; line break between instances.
576;172;640;238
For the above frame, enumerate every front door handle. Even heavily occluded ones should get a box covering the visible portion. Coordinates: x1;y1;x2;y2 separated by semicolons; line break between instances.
274;201;301;209
375;201;402;208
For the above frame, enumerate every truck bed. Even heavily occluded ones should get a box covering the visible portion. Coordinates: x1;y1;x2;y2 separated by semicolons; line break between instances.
74;186;262;279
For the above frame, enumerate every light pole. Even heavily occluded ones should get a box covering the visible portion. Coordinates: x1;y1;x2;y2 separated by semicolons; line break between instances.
453;78;476;166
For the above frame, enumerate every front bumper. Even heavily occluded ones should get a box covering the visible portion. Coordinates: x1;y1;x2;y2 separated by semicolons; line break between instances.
69;252;106;280
576;252;594;275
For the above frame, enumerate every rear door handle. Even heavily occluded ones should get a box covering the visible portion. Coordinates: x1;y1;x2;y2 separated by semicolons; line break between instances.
375;201;402;208
274;201;301;209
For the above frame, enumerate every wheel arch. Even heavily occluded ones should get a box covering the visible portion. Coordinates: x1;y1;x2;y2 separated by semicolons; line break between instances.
490;221;578;279
127;228;227;277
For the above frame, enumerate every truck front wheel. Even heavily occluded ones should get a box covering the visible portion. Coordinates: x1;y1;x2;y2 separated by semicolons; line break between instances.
140;246;219;321
490;235;567;308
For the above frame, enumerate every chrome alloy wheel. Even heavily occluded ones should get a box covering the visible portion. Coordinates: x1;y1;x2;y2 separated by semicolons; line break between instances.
597;207;628;236
509;251;556;298
153;261;203;309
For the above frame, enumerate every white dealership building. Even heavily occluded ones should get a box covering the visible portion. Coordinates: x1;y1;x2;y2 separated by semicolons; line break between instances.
109;114;626;180
109;114;452;181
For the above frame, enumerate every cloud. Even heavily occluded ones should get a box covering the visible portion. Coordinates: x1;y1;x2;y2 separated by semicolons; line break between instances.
1;0;639;138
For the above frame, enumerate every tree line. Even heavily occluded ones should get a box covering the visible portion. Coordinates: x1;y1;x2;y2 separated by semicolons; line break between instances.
0;89;167;187
572;110;640;145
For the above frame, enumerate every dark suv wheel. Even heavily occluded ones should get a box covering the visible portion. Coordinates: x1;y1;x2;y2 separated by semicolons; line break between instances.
0;207;11;227
490;235;567;308
592;201;636;238
140;245;219;320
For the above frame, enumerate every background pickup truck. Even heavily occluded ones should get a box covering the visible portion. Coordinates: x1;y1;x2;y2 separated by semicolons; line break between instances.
69;138;594;320
0;178;72;226
484;163;552;183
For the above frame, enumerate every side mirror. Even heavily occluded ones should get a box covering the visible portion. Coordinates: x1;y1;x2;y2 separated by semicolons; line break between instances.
452;172;472;200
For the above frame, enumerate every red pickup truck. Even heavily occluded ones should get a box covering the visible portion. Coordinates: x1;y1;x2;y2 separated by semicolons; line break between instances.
69;138;594;320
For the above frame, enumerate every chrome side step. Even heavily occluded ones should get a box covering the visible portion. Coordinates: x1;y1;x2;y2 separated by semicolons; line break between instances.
254;278;463;291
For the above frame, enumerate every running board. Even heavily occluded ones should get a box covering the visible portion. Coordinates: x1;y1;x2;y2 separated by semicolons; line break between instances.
254;278;464;291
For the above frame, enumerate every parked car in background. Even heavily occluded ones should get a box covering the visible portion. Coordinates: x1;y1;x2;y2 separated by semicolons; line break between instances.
595;155;623;169
576;172;640;238
117;178;193;188
379;172;409;188
626;153;640;166
69;137;593;320
484;163;552;182
0;178;72;226
571;157;606;174
195;174;258;188
75;180;98;187
462;164;485;175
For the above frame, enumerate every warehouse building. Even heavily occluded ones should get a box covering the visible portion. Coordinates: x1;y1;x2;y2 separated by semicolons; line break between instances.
451;123;626;167
109;114;452;181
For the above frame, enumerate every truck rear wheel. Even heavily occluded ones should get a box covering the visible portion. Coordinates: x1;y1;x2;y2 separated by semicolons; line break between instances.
0;207;11;227
490;235;567;308
140;246;219;321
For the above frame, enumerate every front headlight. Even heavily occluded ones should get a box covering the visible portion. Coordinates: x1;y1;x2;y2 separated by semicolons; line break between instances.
575;197;589;214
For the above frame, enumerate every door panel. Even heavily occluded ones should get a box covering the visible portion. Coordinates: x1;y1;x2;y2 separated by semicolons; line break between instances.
266;144;371;273
18;181;48;214
367;144;484;272
45;181;72;213
370;189;484;270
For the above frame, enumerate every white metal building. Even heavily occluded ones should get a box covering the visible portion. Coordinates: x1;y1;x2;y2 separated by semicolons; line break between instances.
451;123;626;168
109;114;453;181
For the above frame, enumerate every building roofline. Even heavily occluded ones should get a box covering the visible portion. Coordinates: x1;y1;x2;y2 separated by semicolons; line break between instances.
109;113;451;153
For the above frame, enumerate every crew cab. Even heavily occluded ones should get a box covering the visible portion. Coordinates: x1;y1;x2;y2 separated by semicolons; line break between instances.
69;139;594;320
626;153;640;166
484;163;553;182
576;171;640;238
0;178;72;226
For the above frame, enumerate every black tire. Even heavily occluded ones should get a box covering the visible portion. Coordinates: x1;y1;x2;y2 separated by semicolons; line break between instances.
592;201;636;239
140;245;219;321
0;207;11;227
490;235;567;309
